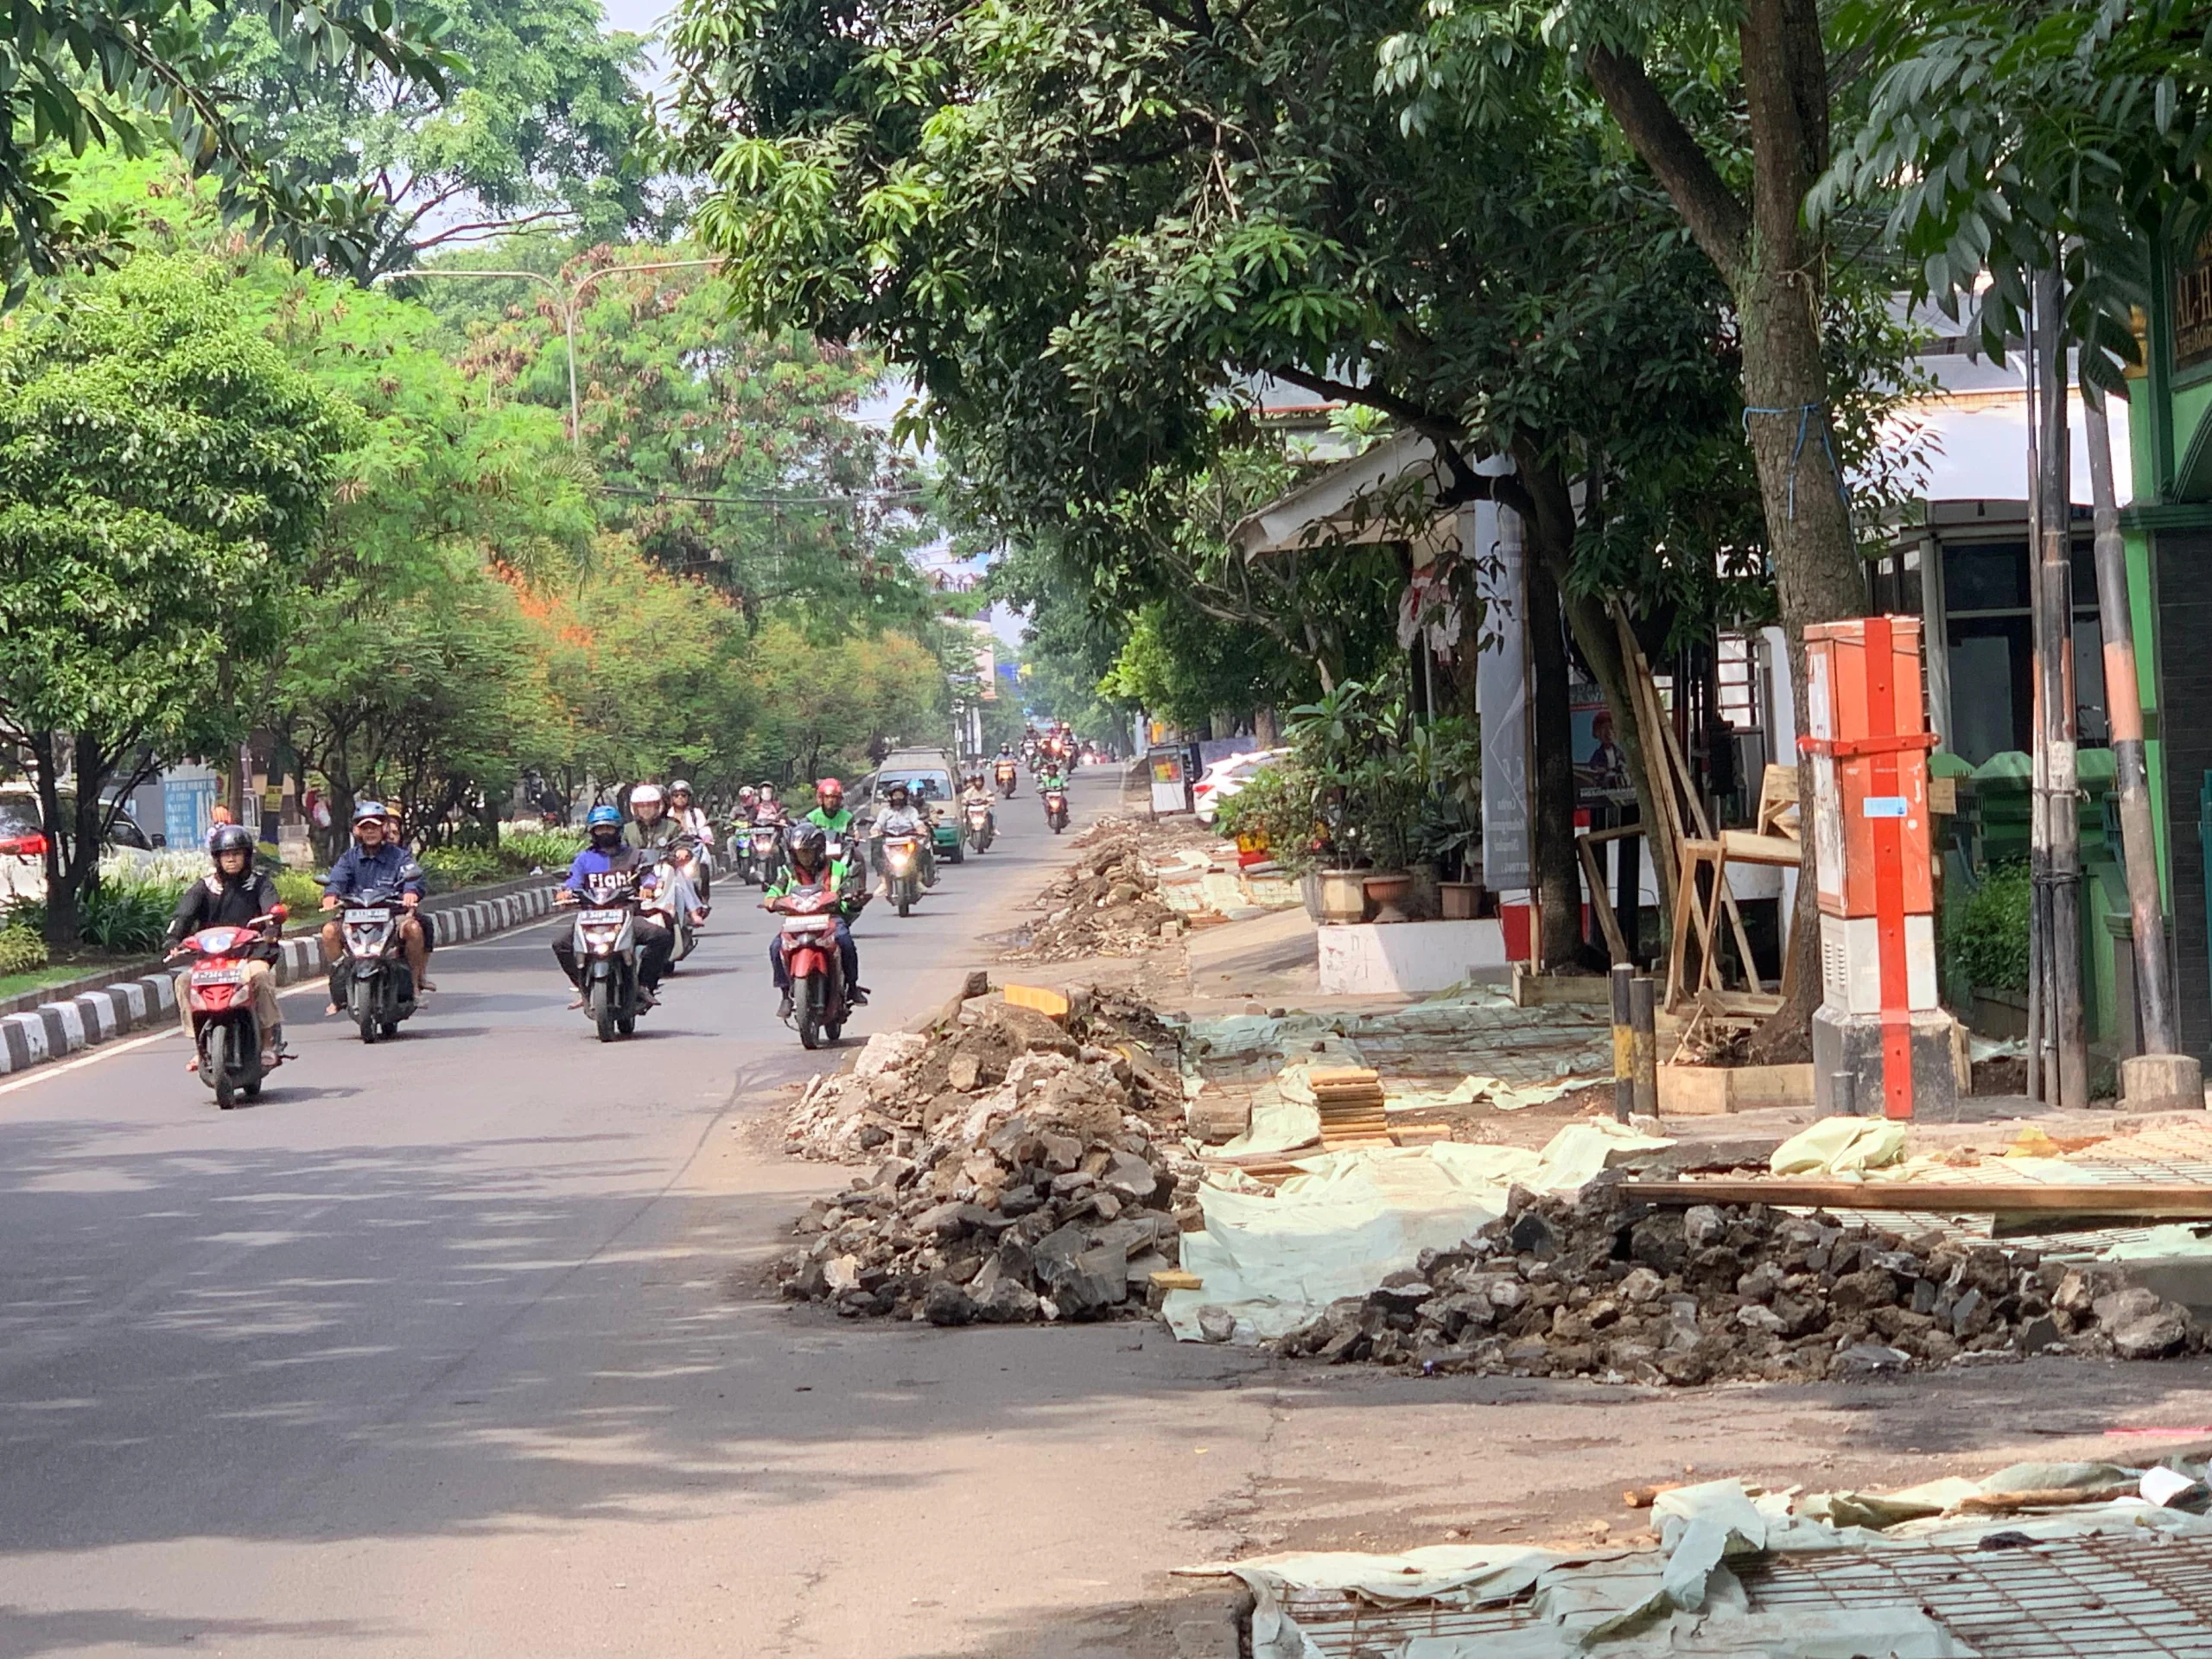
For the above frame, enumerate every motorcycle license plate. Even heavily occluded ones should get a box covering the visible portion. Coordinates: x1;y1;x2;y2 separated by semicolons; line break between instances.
782;914;832;933
580;909;627;925
343;908;385;925
194;967;246;985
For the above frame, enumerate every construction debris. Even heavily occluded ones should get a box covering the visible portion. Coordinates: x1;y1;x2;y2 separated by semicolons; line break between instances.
999;830;1185;961
776;984;1203;1325
1192;1456;2212;1659
1274;1176;2206;1382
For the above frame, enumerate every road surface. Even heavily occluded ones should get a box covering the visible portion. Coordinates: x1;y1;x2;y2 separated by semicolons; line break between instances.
10;769;2212;1658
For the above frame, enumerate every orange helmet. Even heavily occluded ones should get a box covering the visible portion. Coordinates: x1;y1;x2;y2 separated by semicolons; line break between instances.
816;778;844;809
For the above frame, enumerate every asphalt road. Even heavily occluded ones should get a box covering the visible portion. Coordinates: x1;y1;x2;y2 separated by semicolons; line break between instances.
0;772;1270;1659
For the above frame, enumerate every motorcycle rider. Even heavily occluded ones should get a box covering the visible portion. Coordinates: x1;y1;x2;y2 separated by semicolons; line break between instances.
551;804;675;1006
623;784;707;926
959;772;997;841
167;823;287;1069
1037;760;1070;823
320;802;431;1008
763;822;866;1019
753;783;787;825
872;780;938;896
805;777;855;840
733;785;760;828
666;779;716;905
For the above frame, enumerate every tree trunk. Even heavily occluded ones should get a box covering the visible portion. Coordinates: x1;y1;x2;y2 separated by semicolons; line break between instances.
1524;551;1582;969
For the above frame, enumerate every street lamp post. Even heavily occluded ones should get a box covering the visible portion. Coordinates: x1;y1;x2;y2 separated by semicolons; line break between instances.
375;258;721;446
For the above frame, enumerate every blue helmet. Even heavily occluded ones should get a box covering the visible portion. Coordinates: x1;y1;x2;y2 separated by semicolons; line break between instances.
587;804;622;830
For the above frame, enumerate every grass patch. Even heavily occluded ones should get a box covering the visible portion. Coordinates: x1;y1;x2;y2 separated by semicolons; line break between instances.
0;963;99;1001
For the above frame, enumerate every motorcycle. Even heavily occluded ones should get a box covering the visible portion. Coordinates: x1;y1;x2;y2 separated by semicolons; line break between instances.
331;887;423;1043
171;909;285;1108
563;876;647;1042
768;881;855;1049
638;842;697;969
880;831;925;917
995;759;1019;798
963;798;995;855
745;819;785;889
1044;785;1069;833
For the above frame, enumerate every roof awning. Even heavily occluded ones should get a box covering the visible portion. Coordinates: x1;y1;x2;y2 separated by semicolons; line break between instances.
1230;429;1457;558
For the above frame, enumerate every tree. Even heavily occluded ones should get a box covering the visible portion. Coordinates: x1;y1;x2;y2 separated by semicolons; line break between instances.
0;256;350;944
429;241;942;620
210;0;657;278
0;0;454;294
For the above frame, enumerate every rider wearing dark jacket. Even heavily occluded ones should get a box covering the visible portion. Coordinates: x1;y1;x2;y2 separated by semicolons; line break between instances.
166;859;283;956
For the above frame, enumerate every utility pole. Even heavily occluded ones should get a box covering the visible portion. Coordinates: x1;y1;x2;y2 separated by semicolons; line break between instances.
376;259;721;446
2031;263;2088;1109
2083;378;2179;1055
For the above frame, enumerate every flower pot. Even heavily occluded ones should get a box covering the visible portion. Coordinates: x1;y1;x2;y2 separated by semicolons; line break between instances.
1439;880;1479;921
1317;868;1367;925
1363;870;1414;924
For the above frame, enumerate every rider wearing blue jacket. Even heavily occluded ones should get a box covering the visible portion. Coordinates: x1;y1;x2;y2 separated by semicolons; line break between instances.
550;805;676;1004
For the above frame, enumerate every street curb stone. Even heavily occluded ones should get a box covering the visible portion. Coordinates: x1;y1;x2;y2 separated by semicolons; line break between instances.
0;881;556;1079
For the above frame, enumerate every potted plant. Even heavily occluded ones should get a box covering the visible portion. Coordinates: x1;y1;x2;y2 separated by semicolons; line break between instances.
1414;798;1483;918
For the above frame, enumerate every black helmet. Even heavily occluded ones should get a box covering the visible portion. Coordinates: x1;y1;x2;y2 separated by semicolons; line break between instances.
209;823;255;865
785;822;828;868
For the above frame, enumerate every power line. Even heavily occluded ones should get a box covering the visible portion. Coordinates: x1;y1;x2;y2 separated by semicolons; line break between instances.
596;484;929;508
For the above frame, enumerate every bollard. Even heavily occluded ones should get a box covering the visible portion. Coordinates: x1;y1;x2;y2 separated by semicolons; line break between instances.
1611;963;1635;1124
1630;975;1657;1119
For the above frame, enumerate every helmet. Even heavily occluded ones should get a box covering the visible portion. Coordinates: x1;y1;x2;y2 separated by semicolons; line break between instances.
210;823;255;862
759;780;779;796
352;801;389;831
785;822;828;868
887;780;910;802
739;785;758;802
669;779;693;796
630;784;665;810
587;804;622;832
816;777;844;807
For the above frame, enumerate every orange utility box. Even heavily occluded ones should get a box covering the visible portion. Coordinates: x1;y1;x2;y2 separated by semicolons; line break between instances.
1799;616;1957;1120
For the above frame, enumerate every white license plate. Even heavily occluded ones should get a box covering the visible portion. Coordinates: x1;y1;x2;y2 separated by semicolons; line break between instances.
194;967;246;985
580;909;627;925
782;915;832;933
343;908;385;925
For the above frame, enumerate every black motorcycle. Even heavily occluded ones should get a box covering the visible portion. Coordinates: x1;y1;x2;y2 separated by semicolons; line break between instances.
330;882;423;1043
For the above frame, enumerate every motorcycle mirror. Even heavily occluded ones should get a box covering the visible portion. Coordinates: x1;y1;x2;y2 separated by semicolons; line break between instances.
270;904;289;921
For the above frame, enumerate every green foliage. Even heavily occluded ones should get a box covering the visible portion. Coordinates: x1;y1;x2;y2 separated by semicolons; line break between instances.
0;925;48;975
271;869;324;915
9;873;184;955
207;0;654;278
1948;861;2032;994
0;0;454;296
1214;764;1322;872
419;845;502;888
0;253;350;943
499;829;584;872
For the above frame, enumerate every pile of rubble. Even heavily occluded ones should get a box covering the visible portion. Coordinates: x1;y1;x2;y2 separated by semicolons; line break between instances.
778;984;1203;1325
1279;1176;2205;1383
999;831;1181;962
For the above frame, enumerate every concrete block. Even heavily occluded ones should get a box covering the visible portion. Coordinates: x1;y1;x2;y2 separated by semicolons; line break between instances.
72;993;116;1045
38;1001;83;1055
4;1010;51;1067
1317;918;1507;995
140;974;176;1014
112;979;147;1027
2122;1052;2204;1113
1812;1005;1962;1120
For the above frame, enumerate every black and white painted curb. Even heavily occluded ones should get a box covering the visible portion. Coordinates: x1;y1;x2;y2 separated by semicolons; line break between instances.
0;880;559;1078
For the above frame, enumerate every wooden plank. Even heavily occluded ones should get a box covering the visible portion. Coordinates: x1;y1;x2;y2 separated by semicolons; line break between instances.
1579;833;1632;965
1618;1179;2212;1218
1001;983;1071;1021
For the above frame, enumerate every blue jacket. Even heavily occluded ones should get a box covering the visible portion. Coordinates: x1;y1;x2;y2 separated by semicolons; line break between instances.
322;841;426;901
561;845;643;903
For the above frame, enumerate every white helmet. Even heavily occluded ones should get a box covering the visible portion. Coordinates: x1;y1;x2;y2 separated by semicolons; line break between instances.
739;785;758;801
630;784;666;809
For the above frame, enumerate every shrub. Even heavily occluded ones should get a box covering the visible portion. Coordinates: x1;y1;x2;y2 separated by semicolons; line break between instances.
272;869;324;916
497;829;584;873
0;925;48;975
1948;861;2030;994
79;875;187;954
1217;763;1322;872
419;845;502;889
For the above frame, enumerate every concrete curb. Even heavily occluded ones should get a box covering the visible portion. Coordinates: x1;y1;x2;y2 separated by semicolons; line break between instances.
0;880;559;1079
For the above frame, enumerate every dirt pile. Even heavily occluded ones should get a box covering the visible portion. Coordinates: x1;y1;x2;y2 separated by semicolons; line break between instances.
778;987;1202;1325
1278;1178;2205;1383
1000;832;1181;962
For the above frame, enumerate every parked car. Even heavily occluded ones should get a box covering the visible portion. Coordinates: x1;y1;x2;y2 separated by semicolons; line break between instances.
1193;747;1288;828
0;789;160;901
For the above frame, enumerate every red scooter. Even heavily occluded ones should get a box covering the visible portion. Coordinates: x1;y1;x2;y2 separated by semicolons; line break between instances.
169;908;286;1109
767;881;859;1050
